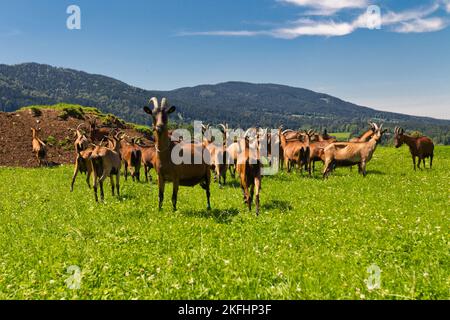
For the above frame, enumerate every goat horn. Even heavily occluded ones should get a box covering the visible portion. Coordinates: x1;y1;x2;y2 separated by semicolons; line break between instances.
149;97;159;110
218;124;227;132
161;97;168;109
372;122;379;131
282;129;294;135
244;128;254;137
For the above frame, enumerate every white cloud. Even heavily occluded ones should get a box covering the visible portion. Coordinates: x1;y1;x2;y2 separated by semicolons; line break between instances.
272;19;355;38
279;0;368;14
381;3;439;25
444;0;450;13
179;1;450;39
393;17;448;33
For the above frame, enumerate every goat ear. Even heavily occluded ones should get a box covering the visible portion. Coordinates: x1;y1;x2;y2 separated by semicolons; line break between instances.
143;106;153;115
167;106;176;114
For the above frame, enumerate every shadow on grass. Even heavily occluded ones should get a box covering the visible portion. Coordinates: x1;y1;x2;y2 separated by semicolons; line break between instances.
368;170;386;175
222;179;241;188
262;200;293;211
182;208;240;224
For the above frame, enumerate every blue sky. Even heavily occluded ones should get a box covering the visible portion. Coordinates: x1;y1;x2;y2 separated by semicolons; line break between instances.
0;0;449;119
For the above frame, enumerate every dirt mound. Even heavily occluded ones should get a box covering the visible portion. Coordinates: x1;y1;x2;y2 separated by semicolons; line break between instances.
0;109;152;168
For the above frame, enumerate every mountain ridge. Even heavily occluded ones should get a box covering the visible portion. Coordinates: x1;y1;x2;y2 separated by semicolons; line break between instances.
1;62;449;143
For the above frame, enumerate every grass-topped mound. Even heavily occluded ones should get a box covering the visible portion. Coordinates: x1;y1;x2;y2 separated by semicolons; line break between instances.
0;103;153;167
20;103;101;120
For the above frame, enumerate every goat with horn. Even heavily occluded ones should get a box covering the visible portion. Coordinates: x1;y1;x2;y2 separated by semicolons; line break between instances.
143;97;212;211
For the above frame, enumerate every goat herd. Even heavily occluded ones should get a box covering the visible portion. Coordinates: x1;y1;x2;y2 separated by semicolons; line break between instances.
31;97;435;215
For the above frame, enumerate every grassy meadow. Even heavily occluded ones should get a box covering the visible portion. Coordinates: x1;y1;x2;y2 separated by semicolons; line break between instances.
0;146;448;300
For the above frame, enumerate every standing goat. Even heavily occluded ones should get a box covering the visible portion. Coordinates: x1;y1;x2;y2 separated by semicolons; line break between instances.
120;135;142;182
236;130;262;215
394;127;434;170
87;116;111;143
322;123;386;178
203;125;228;187
90;135;122;202
307;138;335;175
31;128;47;166
279;130;312;173
143;97;211;211
70;124;93;191
140;143;157;183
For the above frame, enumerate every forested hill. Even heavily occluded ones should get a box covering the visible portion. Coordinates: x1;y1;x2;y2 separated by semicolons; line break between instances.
1;63;449;143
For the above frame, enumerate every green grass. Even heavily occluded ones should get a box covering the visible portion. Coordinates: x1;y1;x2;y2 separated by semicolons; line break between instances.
0;147;448;300
19;103;101;115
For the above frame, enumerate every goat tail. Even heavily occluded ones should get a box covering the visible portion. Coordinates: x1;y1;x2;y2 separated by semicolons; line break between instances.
246;158;261;178
131;149;142;167
91;156;104;178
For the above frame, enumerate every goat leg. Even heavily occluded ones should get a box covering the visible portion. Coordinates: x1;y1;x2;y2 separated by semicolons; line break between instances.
254;177;261;216
249;183;254;212
93;169;99;202
144;165;149;183
200;172;212;211
116;172;120;197
100;180;105;201
110;176;115;196
361;161;367;177
158;175;165;210
71;159;79;192
172;181;179;212
124;162;128;180
86;170;92;189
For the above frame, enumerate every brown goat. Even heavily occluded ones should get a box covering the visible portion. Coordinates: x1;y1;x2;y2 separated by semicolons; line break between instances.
226;141;240;178
120;135;142;182
236;132;261;215
394;127;434;170
307;139;335;175
203;126;228;187
87;116;111;143
322;123;386;178
70;124;93;191
280;130;311;173
143;97;211;211
90;135;122;202
140;143;157;183
31;128;47;166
